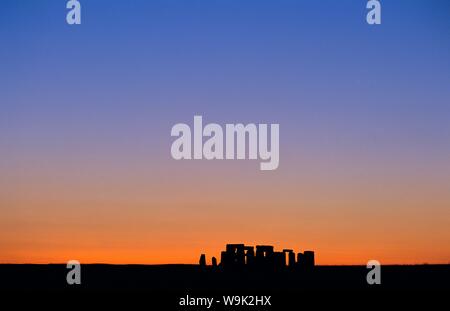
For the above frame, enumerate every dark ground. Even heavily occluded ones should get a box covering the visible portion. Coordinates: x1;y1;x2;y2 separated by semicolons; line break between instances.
1;264;449;308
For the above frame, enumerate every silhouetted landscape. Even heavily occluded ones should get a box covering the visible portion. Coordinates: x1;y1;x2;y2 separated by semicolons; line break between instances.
1;244;449;307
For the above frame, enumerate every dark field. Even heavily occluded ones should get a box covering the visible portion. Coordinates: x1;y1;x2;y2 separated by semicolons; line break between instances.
1;264;449;308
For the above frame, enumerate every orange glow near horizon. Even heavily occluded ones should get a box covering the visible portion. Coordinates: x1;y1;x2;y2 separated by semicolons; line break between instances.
1;158;449;265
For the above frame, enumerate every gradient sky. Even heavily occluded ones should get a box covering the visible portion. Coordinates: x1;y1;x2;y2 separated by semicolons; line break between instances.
1;0;449;265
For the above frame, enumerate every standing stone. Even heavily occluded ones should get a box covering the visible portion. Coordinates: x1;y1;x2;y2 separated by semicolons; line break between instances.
199;254;206;267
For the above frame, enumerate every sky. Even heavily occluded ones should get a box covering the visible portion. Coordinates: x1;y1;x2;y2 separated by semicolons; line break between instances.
1;0;449;265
